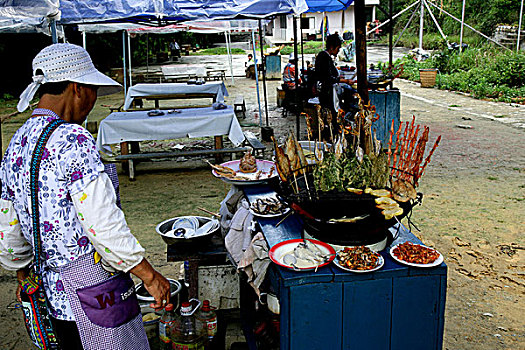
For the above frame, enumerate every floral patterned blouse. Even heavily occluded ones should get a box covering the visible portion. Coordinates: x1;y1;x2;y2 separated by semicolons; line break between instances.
0;109;144;321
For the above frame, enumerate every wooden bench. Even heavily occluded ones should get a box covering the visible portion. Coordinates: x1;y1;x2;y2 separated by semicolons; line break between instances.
234;95;246;118
206;70;226;81
116;147;249;180
243;132;266;157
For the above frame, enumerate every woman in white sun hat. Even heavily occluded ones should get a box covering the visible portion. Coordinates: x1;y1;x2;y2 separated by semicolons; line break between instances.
0;43;171;349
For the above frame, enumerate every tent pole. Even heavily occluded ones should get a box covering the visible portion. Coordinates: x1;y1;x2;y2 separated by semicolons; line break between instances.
300;15;305;71
229;32;235;85
518;0;524;51
389;0;393;69
122;31;128;96
251;30;263;127
258;20;269;126
427;1;510;50
354;0;369;104
225;31;235;86
50;19;58;44
394;6;419;48
419;0;424;50
82;31;86;49
146;34;149;75
422;0;447;42
127;31;132;87
366;0;420;36
459;0;466;52
293;16;300;138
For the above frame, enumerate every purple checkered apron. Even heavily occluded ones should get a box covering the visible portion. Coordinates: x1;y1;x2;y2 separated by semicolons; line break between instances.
59;254;149;350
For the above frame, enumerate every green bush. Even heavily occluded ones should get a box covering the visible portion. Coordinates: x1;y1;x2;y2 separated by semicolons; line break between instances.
390;47;525;104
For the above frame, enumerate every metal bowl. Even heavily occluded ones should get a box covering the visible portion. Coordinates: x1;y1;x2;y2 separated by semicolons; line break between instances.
135;278;182;311
156;216;219;245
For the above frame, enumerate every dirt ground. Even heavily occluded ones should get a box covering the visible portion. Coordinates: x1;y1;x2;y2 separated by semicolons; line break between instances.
0;55;524;349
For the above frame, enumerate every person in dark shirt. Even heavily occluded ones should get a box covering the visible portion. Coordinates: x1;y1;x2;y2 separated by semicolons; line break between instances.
314;34;356;117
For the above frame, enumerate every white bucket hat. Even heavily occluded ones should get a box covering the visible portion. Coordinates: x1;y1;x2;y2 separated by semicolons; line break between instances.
17;43;122;112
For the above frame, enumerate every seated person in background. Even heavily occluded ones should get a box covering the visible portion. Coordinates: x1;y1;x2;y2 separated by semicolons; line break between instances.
245;54;256;78
283;53;301;90
315;34;356;125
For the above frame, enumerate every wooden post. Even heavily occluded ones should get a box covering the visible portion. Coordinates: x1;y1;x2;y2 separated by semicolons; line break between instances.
120;141;130;175
354;0;369;104
214;136;224;163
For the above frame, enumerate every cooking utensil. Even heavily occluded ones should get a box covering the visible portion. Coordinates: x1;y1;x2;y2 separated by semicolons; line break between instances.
283;254;299;271
275;209;293;227
197;207;220;218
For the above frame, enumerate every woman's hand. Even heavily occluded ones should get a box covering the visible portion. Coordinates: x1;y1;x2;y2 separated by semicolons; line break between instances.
130;258;171;310
143;270;171;310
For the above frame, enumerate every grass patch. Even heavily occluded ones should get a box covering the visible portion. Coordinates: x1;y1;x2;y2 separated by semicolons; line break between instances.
190;47;245;55
449;104;461;107
487;176;498;181
493;115;506;118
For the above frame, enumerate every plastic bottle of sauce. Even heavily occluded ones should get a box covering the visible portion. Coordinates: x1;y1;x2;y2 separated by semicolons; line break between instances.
159;304;176;349
196;300;217;348
170;301;206;350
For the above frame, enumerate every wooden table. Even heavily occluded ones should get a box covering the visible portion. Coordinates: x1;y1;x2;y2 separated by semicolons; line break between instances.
96;106;245;179
243;185;447;350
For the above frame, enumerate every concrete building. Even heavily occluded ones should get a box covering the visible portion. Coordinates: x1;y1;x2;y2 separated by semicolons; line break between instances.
266;0;380;43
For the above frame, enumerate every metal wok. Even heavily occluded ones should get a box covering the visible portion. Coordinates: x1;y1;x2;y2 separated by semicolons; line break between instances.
276;176;421;246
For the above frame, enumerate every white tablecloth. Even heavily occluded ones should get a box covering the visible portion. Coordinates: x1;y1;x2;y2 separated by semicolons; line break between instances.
123;82;228;110
96;106;245;154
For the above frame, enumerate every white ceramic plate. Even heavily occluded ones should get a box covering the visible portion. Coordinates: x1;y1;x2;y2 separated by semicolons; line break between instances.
269;239;335;271
333;251;384;273
389;243;444;268
211;159;278;185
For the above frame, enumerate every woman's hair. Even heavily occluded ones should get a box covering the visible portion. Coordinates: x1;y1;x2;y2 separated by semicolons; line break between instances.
38;82;71;98
326;34;343;50
35;69;70;98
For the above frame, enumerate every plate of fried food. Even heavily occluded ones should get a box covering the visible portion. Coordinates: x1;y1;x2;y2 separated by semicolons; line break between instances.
207;152;278;185
333;246;384;273
389;241;443;268
249;196;290;218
